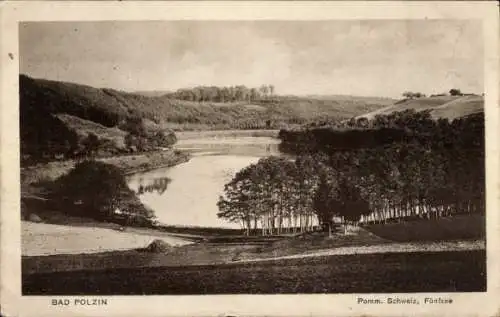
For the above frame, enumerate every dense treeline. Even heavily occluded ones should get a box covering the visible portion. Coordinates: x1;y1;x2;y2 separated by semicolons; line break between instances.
218;110;484;235
283;110;485;224
217;155;376;235
166;84;275;102
278;127;412;153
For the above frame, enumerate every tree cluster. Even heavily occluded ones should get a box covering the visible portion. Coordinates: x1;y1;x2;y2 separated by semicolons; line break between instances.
402;88;465;99
217;155;373;235
51;160;156;225
167;84;276;103
449;88;463;96
218;110;485;235
217;156;320;235
402;91;426;99
21;111;178;164
313;174;371;235
220;110;484;235
278;110;484;226
121;116;177;153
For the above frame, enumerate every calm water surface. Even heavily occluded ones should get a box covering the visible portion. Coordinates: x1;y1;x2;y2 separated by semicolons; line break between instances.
127;135;281;228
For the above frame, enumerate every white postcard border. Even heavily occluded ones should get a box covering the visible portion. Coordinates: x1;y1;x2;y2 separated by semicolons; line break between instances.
1;2;499;317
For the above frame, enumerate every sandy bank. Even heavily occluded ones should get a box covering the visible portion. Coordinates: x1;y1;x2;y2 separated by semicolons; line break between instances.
22;221;192;256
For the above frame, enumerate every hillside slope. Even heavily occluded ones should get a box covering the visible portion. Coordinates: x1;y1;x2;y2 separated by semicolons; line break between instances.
20;75;393;130
20;74;397;160
356;95;484;120
20;75;177;162
430;95;484;120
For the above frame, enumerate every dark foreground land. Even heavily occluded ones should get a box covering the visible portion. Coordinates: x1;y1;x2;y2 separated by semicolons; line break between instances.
23;250;485;295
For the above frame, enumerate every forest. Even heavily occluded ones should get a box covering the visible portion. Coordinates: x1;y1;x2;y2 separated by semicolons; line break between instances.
217;110;485;235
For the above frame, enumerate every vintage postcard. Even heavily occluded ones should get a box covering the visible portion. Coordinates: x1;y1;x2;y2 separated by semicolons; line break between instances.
1;1;499;316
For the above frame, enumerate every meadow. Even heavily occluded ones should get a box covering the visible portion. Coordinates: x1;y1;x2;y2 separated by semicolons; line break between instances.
23;250;486;295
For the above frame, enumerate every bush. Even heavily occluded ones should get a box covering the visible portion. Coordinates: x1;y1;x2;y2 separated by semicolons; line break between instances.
151;130;177;148
121;116;147;137
142;239;172;253
28;213;43;223
51;160;153;221
81;133;100;157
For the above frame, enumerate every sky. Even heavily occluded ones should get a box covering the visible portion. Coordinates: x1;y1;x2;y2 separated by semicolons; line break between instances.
19;20;483;98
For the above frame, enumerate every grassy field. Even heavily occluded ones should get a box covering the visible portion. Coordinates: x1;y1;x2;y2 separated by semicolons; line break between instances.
364;214;485;242
21;213;485;275
22;233;484;274
22;213;486;294
22;250;486;295
357;95;484;121
430;95;484;120
54;113;128;147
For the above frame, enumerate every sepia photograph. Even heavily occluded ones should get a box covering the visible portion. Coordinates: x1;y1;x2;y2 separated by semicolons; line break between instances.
18;18;488;296
0;2;498;316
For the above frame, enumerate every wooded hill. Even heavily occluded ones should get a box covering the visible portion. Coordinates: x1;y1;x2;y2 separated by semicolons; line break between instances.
20;74;483;163
19;74;395;162
20;75;395;128
20;75;179;163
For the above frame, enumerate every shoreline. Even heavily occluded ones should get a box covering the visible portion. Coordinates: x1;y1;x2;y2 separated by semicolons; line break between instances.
175;129;280;140
21;148;191;189
120;151;191;176
20;129;283;189
20;149;192;235
21;221;194;257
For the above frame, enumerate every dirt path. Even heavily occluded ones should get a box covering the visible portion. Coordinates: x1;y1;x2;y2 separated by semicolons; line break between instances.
234;239;485;264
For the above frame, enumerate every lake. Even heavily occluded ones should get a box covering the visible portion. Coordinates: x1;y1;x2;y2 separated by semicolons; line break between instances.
127;132;281;228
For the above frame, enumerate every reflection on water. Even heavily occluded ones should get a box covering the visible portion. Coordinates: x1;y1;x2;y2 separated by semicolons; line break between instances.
127;136;281;228
135;177;172;195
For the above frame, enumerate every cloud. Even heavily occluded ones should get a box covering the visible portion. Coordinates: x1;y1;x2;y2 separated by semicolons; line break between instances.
20;20;483;97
